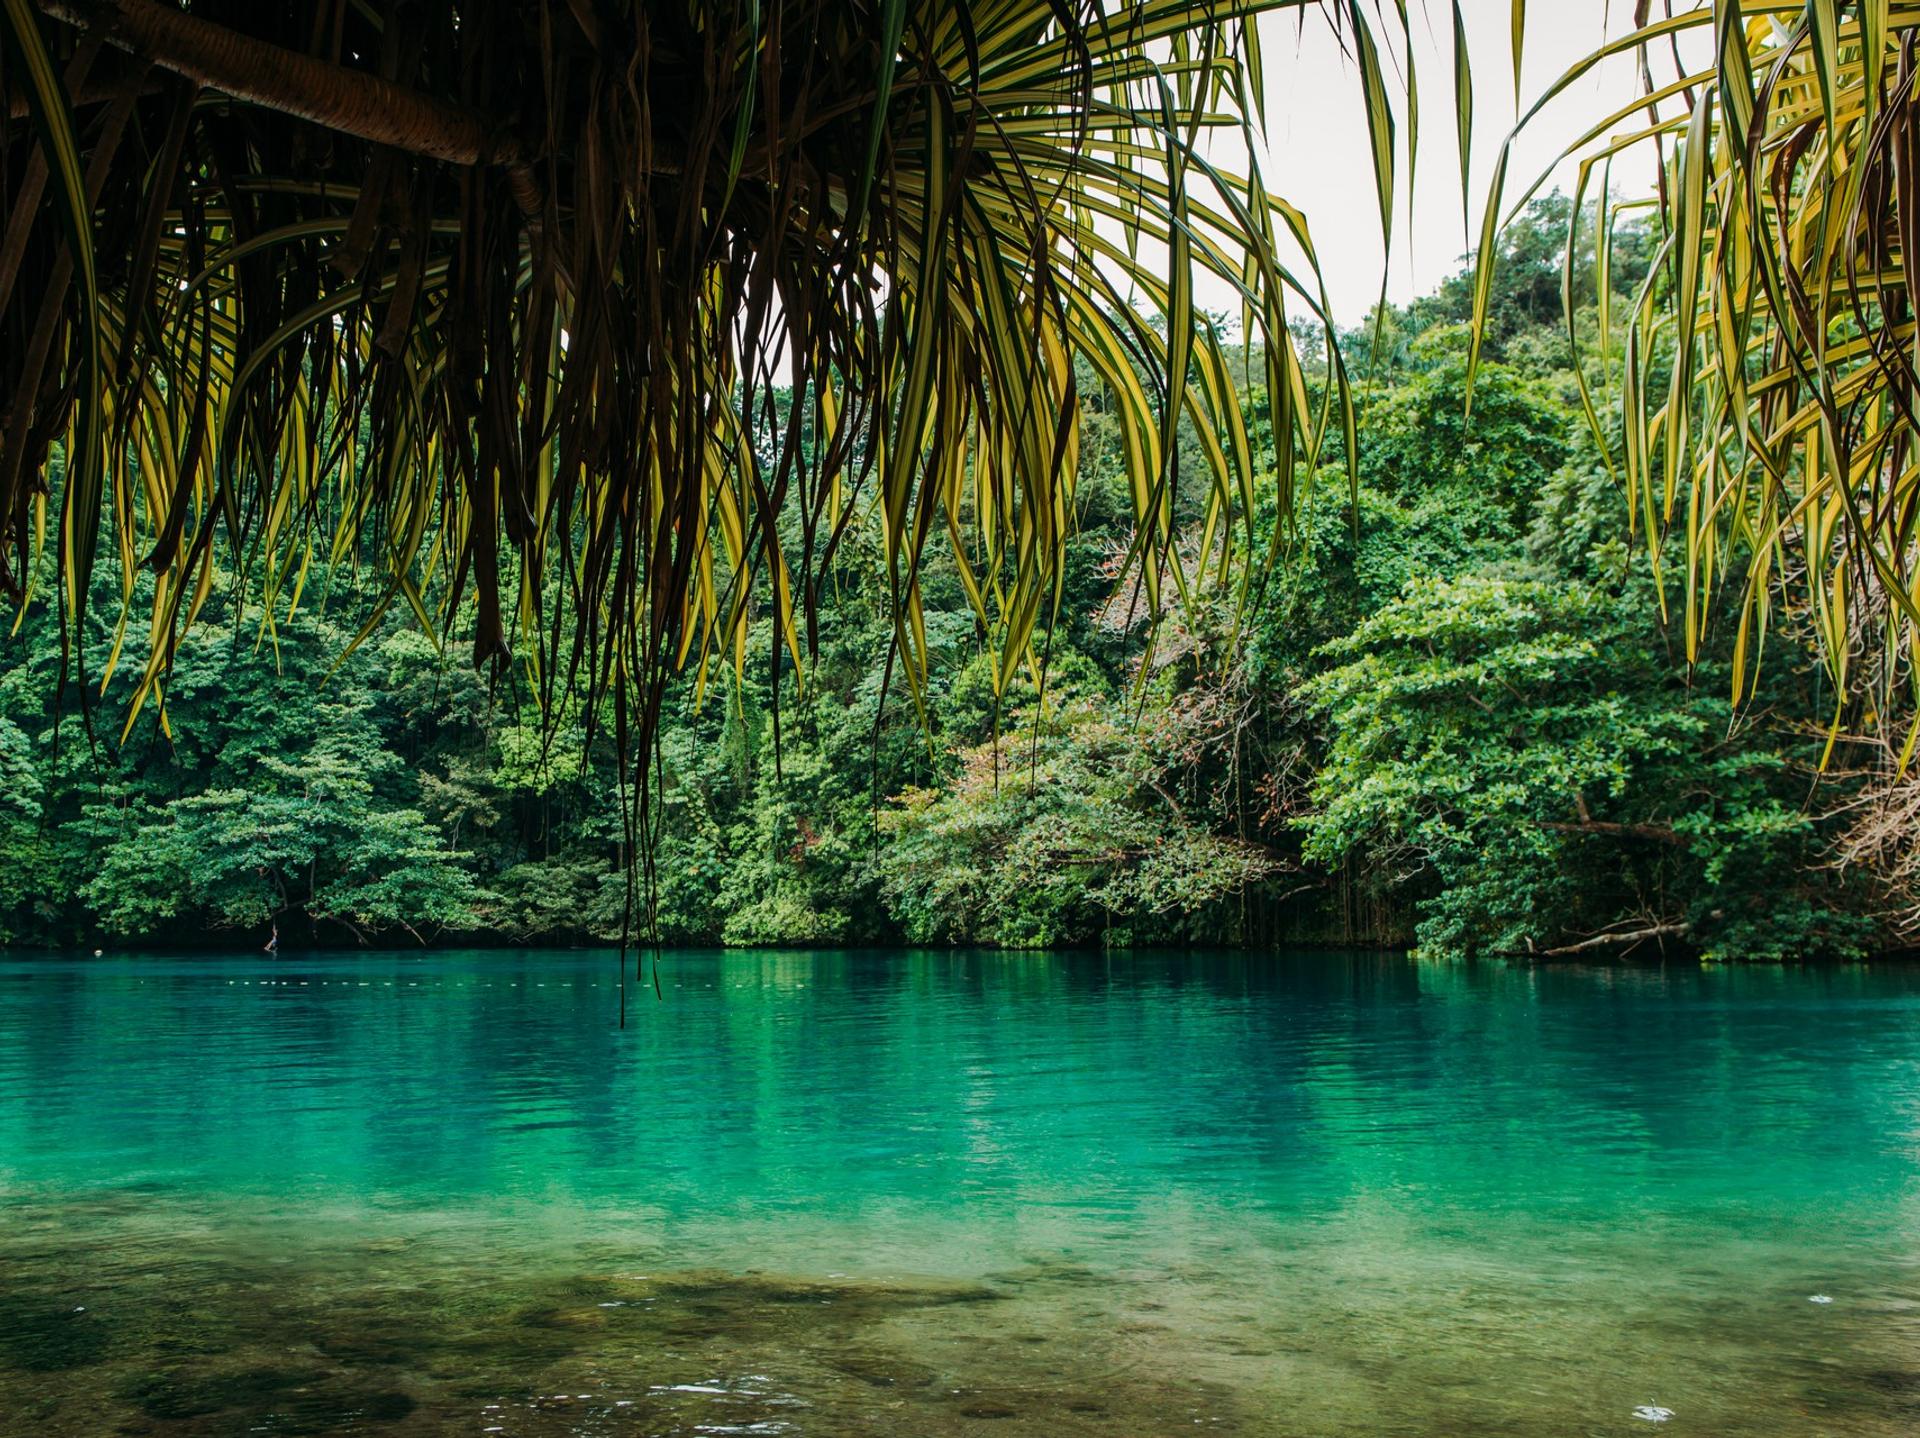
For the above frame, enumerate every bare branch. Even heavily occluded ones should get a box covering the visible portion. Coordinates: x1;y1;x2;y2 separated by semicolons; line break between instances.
1540;819;1686;846
1533;921;1690;957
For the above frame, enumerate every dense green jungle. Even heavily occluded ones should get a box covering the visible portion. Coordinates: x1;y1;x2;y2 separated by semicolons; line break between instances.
1;199;1907;961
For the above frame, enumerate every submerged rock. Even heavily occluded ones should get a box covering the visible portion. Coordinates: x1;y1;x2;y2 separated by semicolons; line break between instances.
958;1399;1019;1419
0;1300;109;1373
116;1364;320;1421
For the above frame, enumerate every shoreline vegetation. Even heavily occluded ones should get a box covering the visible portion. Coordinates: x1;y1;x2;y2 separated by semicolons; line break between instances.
24;939;1920;963
1;202;1911;963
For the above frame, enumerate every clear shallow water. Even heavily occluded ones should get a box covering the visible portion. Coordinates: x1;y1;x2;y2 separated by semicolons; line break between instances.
1;950;1919;1436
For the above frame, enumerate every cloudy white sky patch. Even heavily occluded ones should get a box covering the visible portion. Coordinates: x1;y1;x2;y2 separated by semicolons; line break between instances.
1243;0;1692;325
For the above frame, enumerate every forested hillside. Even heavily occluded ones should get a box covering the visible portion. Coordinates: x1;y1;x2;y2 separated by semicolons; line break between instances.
1;201;1907;958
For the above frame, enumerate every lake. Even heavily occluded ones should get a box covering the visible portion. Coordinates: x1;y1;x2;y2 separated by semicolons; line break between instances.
1;949;1917;1435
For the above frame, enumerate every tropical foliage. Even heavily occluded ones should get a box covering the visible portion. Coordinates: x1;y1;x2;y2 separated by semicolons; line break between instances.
8;3;1920;960
0;0;1372;801
0;202;1906;958
1478;1;1920;755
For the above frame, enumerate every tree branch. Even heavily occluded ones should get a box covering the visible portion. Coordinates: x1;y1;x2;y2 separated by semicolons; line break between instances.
37;0;508;167
1534;921;1690;957
1540;819;1685;846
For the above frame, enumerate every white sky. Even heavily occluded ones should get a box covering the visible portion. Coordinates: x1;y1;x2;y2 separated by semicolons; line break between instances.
1245;0;1691;325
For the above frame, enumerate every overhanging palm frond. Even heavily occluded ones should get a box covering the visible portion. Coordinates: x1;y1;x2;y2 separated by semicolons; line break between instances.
0;0;1395;770
1476;2;1920;760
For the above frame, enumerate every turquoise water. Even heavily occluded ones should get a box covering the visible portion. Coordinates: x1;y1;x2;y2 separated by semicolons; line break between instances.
2;949;1919;1435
